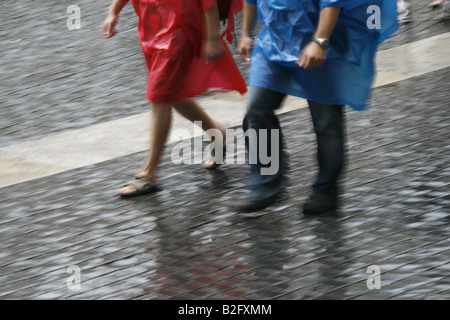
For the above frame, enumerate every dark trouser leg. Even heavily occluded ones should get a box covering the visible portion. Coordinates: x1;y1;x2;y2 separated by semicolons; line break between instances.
308;100;346;202
243;87;286;201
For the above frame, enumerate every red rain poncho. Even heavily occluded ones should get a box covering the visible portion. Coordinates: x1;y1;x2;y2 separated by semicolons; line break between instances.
125;0;247;102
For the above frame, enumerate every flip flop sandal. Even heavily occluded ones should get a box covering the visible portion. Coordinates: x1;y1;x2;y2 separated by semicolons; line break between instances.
429;0;445;8
202;139;227;170
119;176;161;198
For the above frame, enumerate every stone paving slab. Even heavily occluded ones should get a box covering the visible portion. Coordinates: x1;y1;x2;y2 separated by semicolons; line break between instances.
0;65;449;300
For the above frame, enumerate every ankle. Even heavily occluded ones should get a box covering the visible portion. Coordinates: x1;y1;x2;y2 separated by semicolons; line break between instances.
136;172;158;182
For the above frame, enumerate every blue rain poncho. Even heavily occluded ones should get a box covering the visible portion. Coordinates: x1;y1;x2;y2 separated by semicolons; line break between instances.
245;0;398;110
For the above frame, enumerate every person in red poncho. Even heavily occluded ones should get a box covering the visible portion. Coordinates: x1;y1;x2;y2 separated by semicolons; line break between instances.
102;0;247;198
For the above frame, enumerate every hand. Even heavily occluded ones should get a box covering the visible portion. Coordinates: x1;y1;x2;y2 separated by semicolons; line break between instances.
238;34;253;62
296;42;327;69
204;37;225;63
102;13;118;38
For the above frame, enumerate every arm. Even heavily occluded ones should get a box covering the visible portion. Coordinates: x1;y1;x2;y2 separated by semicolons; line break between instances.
238;2;258;62
102;0;128;38
203;4;225;62
296;6;341;69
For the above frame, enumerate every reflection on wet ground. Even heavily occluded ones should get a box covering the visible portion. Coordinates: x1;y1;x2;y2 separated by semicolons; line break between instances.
1;65;449;299
0;0;449;299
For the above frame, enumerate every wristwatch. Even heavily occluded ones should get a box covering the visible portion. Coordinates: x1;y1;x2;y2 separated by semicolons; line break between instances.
312;38;329;49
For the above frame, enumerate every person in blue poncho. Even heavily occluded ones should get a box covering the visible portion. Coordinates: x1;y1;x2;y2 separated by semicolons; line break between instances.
232;0;398;213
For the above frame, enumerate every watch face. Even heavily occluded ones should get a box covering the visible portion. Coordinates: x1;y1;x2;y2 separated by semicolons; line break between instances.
313;38;329;49
319;39;329;48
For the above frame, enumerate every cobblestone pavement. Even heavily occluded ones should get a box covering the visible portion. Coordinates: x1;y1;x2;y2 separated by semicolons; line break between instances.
0;1;449;299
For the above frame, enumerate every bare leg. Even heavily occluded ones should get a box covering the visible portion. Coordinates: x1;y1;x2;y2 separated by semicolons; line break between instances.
119;102;172;195
172;99;226;167
118;99;225;195
429;0;446;7
172;98;223;133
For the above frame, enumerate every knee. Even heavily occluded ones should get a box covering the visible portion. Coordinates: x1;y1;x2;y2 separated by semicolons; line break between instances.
243;88;285;131
244;107;278;133
244;98;279;128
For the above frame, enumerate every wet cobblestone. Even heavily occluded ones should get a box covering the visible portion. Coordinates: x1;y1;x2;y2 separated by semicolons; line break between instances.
1;0;449;300
1;65;449;299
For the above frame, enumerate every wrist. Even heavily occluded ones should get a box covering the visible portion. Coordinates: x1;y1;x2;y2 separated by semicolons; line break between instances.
107;10;119;19
242;29;254;38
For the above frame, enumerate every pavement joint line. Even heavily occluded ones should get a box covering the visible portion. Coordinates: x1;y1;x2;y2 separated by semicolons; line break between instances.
0;32;449;188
